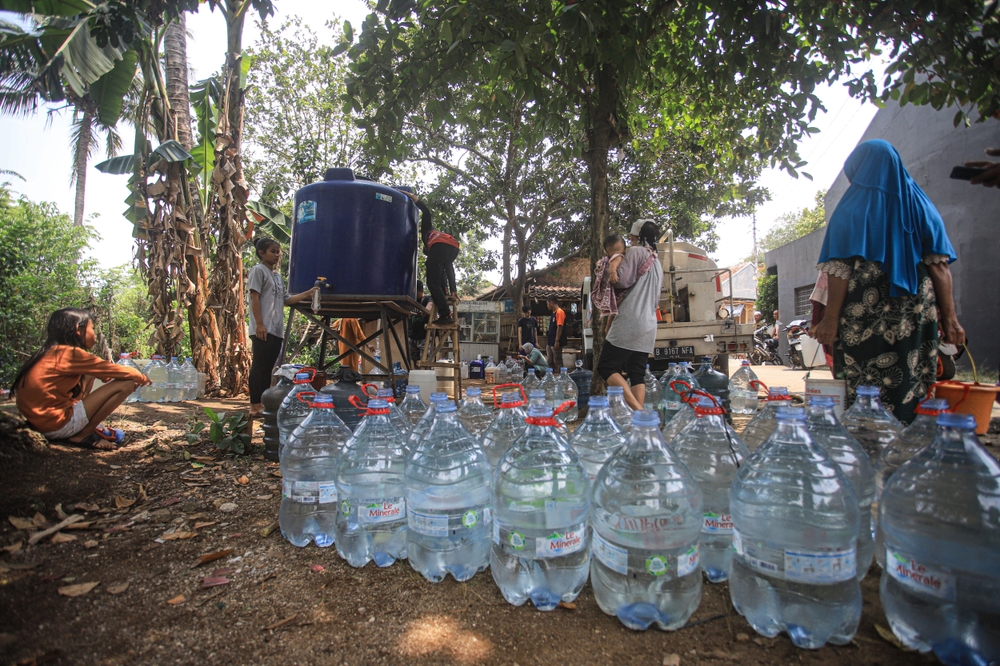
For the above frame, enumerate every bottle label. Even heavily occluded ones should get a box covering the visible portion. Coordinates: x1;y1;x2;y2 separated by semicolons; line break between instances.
732;528;783;577
664;401;682;411
408;505;490;537
537;523;587;558
318;483;337;505
592;530;629;575
281;481;337;505
357;498;406;524
701;512;733;535
677;544;700;577
885;547;956;600
645;554;669;576
733;529;856;583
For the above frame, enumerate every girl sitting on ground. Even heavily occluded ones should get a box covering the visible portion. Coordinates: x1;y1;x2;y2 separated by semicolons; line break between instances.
13;308;149;450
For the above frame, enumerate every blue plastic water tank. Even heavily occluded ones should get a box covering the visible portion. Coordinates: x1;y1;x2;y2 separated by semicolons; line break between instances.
288;168;418;297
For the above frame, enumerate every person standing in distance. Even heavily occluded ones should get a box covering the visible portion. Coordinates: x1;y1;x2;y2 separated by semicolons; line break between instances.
247;238;317;418
545;297;567;372
517;305;537;349
405;192;459;325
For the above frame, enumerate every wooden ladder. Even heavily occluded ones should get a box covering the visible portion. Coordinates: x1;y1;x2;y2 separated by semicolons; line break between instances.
419;302;462;399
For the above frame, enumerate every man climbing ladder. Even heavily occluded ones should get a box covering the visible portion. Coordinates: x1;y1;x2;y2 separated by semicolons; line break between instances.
405;192;459;325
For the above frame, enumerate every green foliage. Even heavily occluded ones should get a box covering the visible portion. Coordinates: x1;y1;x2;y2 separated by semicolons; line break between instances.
0;185;94;386
756;190;826;257
189;406;251;455
755;273;778;324
88;265;153;358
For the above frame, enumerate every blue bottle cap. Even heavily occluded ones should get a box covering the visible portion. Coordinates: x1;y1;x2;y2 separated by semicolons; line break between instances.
368;398;389;409
500;392;519;403
668;363;677;368
776;406;806;421
918;398;949;411
631;410;660;426
312;394;333;405
808;395;835;406
769;387;790;396
527;404;553;418
546;367;553;374
406;385;421;393
430;392;448;401
741;360;750;365
702;356;712;362
589;396;609;408
186;357;192;362
378;388;393;396
437;400;457;413
607;386;624;395
467;387;482;397
171;356;179;361
856;385;880;396
937;413;976;429
294;372;311;381
529;390;546;399
561;367;568;372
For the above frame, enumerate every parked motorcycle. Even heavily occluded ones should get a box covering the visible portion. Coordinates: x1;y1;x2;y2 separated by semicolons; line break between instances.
785;318;810;369
749;325;783;366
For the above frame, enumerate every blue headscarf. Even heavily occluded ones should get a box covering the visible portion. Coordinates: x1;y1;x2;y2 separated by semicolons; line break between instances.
818;140;955;297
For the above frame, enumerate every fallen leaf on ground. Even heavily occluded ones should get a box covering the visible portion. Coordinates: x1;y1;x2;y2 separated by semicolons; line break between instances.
7;517;35;530
193;522;217;530
32;512;47;527
38;573;65;582
254;494;273;501
663;654;681;666
74;503;100;512
107;582;129;595
190;549;234;569
114;497;136;509
263;615;298;631
192;456;215;462
57;582;99;597
557;601;577;610
28;515;85;544
201;577;230;589
211;567;234;577
49;532;77;544
83;540;99;549
63;522;94;530
269;470;282;478
160;497;181;507
260;521;279;537
0;561;39;571
237;475;249;485
3;541;22;553
54;504;68;520
160;531;197;541
309;564;325;573
137;485;148;502
166;594;186;605
109;465;122;470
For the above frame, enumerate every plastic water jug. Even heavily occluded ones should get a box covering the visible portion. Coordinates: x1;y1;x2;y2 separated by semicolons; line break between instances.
398;385;428;426
404;399;491;582
556;368;578;423
280;394;353;547
606;386;634;434
642;365;663;416
568;360;591;410
659;369;690;426
319;371;369;432
730;407;861;649
879;413;1000;665
672;395;749;583
277;371;317;457
491;402;590;611
480;389;527;468
182;357;199;400
567;395;627;481
118;354;141;403
805;395;876;580
140;355;167;403
373;388;412;435
739;386;793;451
457;387;493;436
840;385;902;462
872;397;950;568
165;356;183;402
692;356;730;418
527;389;568;437
521;369;540;392
406;392;449;451
729;361;760;415
334;398;408;567
484;357;497;384
591;410;703;630
539;367;562;410
262;364;300;461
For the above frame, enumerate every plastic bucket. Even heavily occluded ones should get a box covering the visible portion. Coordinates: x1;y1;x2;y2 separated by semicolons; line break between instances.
408;370;438;404
804;374;846;417
930;381;1000;435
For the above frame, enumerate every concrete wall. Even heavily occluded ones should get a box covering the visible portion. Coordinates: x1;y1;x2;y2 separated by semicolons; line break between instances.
823;101;1000;372
764;228;826;359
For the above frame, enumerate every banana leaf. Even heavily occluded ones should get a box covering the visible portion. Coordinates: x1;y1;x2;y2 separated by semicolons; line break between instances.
246;200;291;244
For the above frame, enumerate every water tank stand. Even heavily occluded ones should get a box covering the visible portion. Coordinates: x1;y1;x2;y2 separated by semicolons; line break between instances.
279;295;429;397
419;301;463;400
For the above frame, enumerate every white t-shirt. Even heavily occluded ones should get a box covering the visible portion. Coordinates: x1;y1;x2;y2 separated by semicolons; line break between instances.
247;263;289;340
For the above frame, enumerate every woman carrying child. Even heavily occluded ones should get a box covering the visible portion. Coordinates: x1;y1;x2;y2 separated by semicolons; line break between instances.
14;308;149;450
592;233;627;333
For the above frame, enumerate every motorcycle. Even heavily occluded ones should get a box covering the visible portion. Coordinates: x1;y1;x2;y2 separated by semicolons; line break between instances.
749;325;783;366
786;318;811;369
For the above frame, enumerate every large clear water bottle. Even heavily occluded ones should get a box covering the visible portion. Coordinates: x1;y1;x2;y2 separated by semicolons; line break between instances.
661;401;695;445
164;356;183;402
118;354;141;403
672;396;749;583
457;387;493;436
642;365;663;416
140;355;167;403
739;387;792;451
841;385;903;462
730;406;861;648
879;413;1000;665
527;390;568;437
182;357;199;400
568;395;627;481
509;357;524;383
405;399;491;582
556;368;579;423
280;394;353;548
805;395;876;580
522;367;540;392
495;360;510;385
491;401;590;611
376;388;413;435
606;386;634;434
398;385;428;426
407;392;449;451
692;356;730;416
729;360;759;415
277;372;317;457
659;369;690;426
539;367;562;410
335;398;408;567
678;362;701;390
480;390;527;468
591;410;703;630
872;397;950;568
658;362;678;392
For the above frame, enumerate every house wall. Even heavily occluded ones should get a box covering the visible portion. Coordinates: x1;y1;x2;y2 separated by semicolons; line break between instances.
824;101;1000;372
764;228;826;359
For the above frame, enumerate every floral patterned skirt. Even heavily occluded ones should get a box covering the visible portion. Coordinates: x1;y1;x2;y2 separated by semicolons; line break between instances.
832;259;939;424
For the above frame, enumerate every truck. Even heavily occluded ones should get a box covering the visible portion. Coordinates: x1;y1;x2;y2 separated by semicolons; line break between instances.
582;230;754;372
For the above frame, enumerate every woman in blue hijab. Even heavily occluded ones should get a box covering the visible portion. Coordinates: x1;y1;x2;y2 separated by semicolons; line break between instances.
811;140;965;423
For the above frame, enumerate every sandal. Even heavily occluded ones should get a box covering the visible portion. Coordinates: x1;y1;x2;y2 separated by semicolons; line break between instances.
51;433;118;451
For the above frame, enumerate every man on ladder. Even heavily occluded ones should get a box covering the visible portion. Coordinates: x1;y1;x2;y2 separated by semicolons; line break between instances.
405;192;459;325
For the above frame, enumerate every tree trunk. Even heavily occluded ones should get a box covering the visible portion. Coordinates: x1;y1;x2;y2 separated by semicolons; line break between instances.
208;1;251;395
164;13;222;389
586;64;619;395
72;106;94;227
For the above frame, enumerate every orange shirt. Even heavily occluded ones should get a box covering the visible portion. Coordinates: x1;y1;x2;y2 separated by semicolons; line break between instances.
15;346;146;433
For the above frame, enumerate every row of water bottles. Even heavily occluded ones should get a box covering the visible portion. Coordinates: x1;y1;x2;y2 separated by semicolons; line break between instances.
118;353;198;402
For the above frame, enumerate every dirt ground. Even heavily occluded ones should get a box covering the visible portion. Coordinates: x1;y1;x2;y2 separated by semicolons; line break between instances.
1;396;993;666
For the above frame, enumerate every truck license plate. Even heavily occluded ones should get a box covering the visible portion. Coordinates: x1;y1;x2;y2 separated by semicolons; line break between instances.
654;346;694;359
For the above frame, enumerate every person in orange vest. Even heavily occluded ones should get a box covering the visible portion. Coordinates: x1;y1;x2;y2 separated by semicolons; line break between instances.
405;192;459;325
